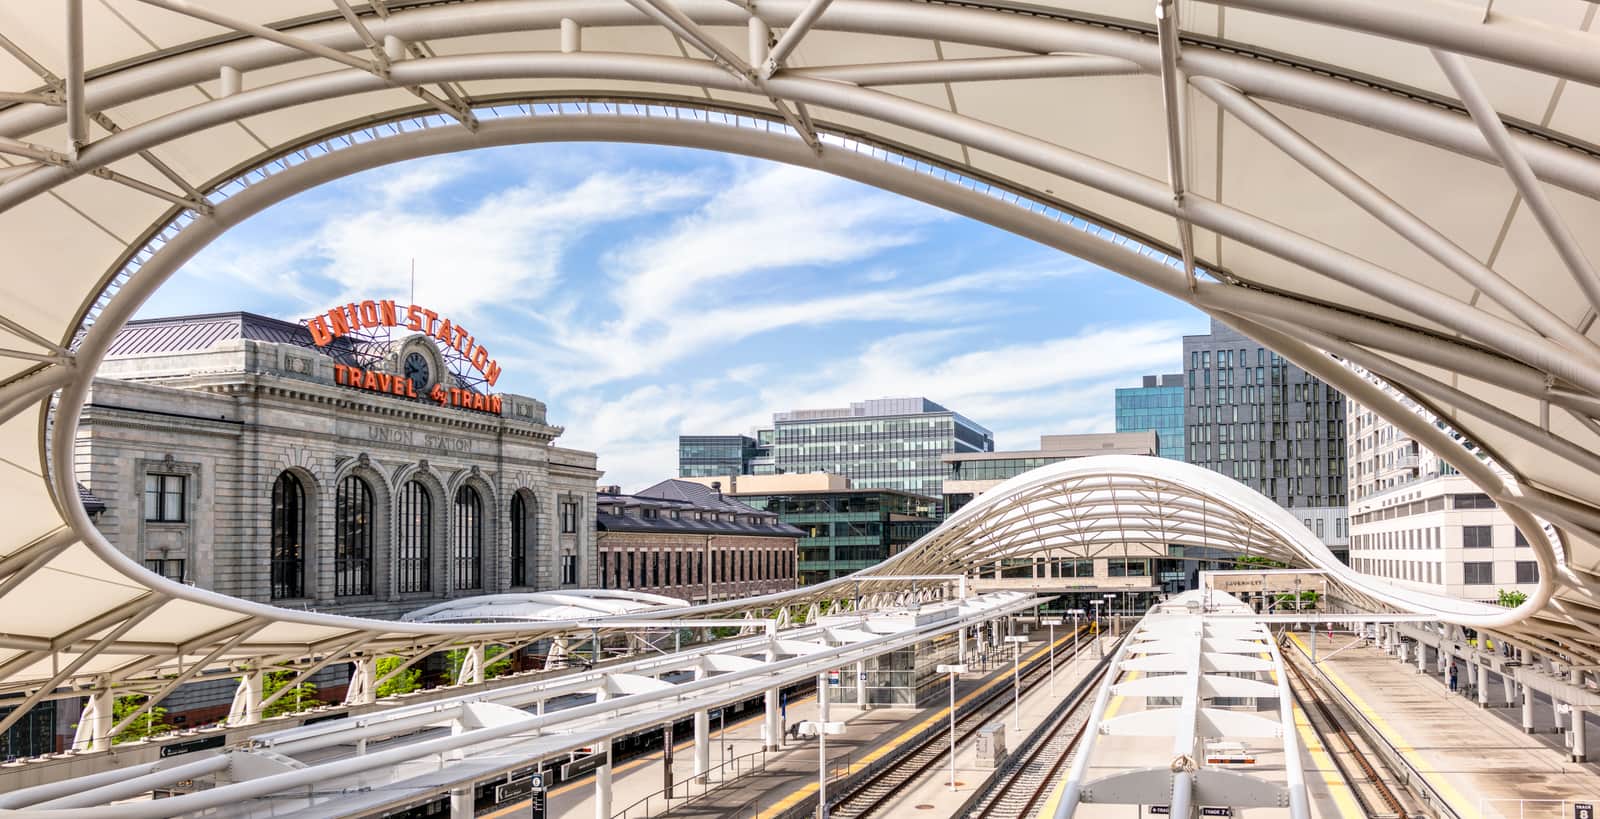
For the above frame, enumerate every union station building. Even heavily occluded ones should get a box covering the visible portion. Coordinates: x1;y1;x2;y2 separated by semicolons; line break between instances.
75;310;603;622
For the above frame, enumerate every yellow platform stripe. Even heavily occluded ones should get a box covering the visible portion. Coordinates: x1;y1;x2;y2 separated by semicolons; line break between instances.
1286;632;1474;816
1291;696;1365;818
757;630;1086;819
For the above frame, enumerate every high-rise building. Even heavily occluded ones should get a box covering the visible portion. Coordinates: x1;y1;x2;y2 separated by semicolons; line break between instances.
1346;395;1540;603
678;434;761;478
771;397;994;496
1115;374;1186;460
1183;318;1349;556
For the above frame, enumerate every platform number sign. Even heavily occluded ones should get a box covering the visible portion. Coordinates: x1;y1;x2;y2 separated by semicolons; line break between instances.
1576;803;1594;819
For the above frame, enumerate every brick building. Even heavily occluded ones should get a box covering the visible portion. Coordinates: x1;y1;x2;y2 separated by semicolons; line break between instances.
596;479;802;602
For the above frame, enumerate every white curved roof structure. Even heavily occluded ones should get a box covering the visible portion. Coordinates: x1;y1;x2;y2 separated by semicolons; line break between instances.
3;0;1600;709
402;589;688;623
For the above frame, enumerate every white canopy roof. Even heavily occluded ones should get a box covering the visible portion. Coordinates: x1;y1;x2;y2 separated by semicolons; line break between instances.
2;0;1600;694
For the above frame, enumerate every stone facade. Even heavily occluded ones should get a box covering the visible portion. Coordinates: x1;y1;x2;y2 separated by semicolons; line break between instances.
76;314;601;621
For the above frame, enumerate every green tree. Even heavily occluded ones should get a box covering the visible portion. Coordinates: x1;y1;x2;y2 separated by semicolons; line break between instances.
446;646;513;683
1497;589;1529;608
262;671;320;718
111;695;171;745
1235;555;1288;569
375;656;422;698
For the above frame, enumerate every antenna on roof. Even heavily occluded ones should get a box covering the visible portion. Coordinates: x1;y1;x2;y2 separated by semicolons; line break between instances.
410;258;416;304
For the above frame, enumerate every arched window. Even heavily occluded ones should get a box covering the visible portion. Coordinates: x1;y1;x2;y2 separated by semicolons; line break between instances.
270;472;305;599
335;475;374;596
397;480;432;593
455;486;483;590
510;493;528;587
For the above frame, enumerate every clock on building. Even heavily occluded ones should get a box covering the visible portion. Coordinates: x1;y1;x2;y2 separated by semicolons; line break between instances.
404;351;431;393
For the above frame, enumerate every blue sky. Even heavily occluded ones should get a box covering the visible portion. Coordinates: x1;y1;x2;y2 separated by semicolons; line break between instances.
137;143;1207;489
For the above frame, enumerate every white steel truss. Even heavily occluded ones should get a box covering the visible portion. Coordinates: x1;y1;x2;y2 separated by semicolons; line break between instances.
0;0;1598;771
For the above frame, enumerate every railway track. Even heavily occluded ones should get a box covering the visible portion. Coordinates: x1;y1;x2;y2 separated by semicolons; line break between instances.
1281;634;1415;819
963;654;1109;819
826;627;1108;819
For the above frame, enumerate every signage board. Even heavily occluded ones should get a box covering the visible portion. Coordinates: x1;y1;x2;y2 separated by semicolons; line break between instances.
160;735;226;758
1149;806;1170;815
562;752;606;779
304;298;507;415
496;778;536;802
530;789;547;819
827;670;840;685
509;764;539;782
1201;808;1234;817
858;671;867;682
306;299;503;386
1576;803;1594;819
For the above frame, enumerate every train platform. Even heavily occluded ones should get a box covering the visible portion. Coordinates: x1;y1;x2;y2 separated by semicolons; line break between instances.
1285;632;1600;817
485;629;1105;819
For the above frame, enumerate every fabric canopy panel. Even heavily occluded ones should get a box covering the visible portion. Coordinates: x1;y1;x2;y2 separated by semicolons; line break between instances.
2;0;1600;696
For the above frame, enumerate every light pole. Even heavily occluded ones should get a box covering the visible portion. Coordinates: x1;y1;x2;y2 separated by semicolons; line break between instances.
1004;635;1027;732
937;663;966;791
1042;617;1062;695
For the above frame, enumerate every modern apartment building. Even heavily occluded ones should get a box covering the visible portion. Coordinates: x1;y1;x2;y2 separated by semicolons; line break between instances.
1115;374;1186;460
1183;318;1349;557
770;397;993;496
682;473;941;585
1347;397;1540;603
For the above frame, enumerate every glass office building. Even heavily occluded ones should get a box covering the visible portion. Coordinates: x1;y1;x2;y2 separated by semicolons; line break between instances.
1115;374;1186;460
732;488;941;585
678;434;761;478
771;397;993;496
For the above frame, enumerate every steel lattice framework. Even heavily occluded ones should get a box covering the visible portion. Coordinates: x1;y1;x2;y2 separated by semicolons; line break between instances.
2;0;1600;755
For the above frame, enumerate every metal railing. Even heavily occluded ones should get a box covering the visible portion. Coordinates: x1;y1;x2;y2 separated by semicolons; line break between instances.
611;748;770;819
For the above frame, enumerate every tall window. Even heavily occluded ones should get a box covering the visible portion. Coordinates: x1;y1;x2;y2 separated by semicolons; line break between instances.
561;553;578;585
335;475;374;596
560;500;579;533
270;472;305;599
397;481;432;593
510;494;529;587
455;486;483;590
143;474;185;522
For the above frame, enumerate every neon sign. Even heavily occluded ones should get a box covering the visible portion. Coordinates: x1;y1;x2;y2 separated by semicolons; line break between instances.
307;299;502;386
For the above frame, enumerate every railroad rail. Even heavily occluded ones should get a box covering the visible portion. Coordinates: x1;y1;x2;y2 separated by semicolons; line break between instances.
823;627;1107;819
960;646;1112;819
1281;633;1415;819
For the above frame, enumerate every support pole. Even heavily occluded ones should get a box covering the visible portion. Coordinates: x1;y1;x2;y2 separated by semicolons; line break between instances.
595;687;612;819
1523;682;1537;733
65;0;86;155
1477;663;1489;708
855;660;868;712
818;671;830;819
560;18;580;53
1575;707;1589;763
693;666;710;782
450;788;472;819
